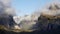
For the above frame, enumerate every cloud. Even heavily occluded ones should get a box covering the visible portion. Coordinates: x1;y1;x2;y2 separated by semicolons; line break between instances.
0;0;11;7
40;0;60;16
0;0;16;16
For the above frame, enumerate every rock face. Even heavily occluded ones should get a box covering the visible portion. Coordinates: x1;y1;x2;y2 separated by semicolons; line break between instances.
37;3;60;31
38;15;60;30
0;15;16;30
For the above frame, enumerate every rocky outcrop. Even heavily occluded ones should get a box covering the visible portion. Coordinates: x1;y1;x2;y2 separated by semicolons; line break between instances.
37;3;60;31
0;15;16;30
38;14;60;30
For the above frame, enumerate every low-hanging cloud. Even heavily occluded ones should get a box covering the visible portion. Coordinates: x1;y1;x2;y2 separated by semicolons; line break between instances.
0;0;16;16
40;0;60;16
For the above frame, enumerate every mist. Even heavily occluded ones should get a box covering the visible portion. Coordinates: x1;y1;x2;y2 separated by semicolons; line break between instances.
0;0;16;16
40;0;60;16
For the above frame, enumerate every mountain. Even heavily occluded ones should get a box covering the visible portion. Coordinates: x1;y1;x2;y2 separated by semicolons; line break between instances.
13;15;39;32
0;14;60;34
0;15;16;31
0;2;60;34
37;3;60;31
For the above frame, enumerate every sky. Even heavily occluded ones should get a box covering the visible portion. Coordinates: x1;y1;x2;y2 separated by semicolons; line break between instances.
11;0;57;16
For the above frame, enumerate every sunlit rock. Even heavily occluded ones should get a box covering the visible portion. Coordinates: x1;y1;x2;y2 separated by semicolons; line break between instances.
14;25;21;30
